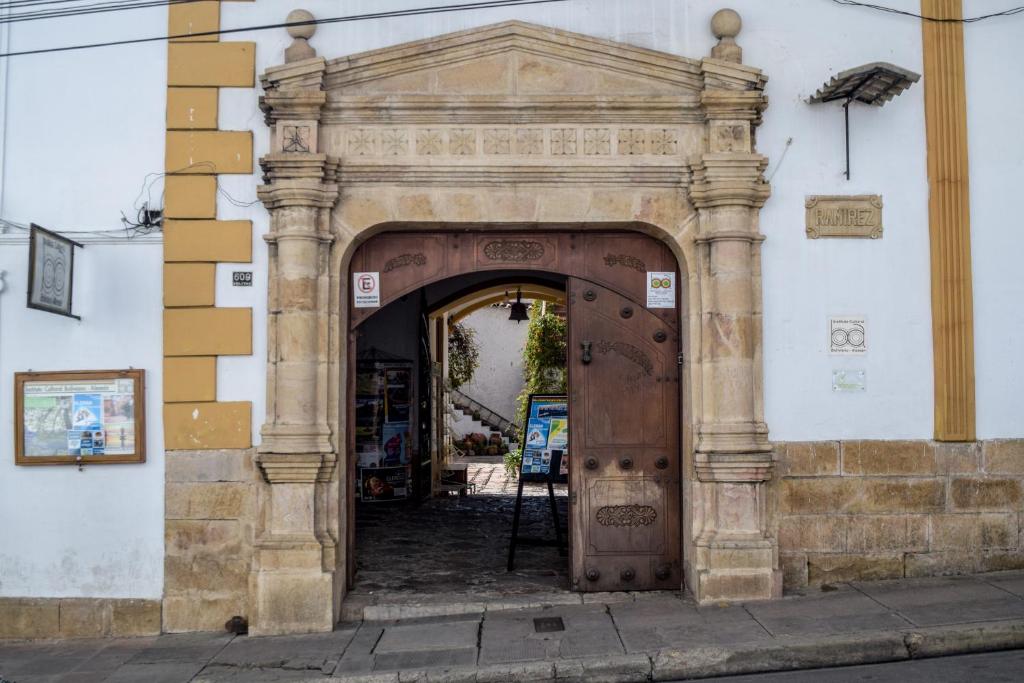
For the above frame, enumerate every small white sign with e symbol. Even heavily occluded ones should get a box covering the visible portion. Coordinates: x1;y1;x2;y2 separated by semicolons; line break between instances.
353;272;380;308
829;316;866;354
647;272;675;308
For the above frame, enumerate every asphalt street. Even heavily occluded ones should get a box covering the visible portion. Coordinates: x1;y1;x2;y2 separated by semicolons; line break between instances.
701;648;1024;682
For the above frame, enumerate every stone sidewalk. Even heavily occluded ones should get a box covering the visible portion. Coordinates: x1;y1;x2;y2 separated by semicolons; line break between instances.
4;571;1024;682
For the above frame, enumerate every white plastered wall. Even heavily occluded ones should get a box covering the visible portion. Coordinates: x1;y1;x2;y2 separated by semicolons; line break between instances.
963;1;1024;439
219;0;954;442
0;7;166;598
0;0;1019;601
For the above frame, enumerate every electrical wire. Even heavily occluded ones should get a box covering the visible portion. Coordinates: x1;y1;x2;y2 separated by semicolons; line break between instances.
1;161;260;238
831;0;1024;23
0;0;576;57
0;0;202;24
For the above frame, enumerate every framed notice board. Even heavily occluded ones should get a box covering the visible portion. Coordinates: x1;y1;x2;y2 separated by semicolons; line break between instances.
15;369;146;466
519;394;569;484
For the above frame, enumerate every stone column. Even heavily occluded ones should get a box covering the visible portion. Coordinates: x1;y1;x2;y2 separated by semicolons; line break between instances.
688;9;780;601
252;15;341;635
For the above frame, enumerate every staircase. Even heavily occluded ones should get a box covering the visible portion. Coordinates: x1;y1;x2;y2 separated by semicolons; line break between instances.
447;386;520;452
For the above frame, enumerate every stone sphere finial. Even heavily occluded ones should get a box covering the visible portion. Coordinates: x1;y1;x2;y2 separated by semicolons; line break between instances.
287;9;316;39
711;9;742;39
710;8;743;63
285;9;317;63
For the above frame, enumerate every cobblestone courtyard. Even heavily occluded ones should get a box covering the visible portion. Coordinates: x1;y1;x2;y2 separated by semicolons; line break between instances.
351;457;570;607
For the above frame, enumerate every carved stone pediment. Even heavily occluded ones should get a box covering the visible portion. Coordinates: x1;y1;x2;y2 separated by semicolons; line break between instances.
321;21;706;125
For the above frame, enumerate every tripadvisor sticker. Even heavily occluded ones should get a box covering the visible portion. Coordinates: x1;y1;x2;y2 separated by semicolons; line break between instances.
647;271;675;308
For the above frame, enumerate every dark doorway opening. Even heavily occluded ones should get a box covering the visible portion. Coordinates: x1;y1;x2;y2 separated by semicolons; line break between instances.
349;270;572;609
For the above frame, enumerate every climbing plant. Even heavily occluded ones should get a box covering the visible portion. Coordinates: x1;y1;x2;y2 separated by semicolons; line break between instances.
447;322;480;389
506;303;567;476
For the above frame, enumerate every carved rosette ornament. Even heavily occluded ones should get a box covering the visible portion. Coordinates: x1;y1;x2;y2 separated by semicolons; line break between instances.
483;239;544;261
597;505;658;527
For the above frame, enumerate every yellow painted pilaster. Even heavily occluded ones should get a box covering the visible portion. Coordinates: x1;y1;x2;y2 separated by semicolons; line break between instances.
164;0;254;451
921;0;976;441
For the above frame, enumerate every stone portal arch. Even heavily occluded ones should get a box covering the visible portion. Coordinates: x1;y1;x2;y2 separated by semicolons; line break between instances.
254;15;777;635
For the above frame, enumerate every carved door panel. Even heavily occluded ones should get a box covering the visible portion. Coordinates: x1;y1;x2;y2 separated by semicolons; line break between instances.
568;276;680;591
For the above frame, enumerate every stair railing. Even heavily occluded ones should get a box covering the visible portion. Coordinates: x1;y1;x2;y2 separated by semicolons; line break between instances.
445;380;522;441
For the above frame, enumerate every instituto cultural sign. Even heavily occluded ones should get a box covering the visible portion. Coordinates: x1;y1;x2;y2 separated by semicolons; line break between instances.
805;195;883;239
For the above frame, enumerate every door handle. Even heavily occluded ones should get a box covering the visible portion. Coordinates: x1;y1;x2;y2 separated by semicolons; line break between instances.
581;341;592;365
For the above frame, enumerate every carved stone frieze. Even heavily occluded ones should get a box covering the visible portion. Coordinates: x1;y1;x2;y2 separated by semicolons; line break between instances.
381;128;409;155
583;128;611;155
330;126;690;159
449;128;476;155
282;125;312;153
483;128;511;155
416;129;444;155
618;128;646;155
551;128;577;155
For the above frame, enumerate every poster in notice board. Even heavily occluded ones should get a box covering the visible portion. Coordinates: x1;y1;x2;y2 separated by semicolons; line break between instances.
15;369;146;465
519;394;568;484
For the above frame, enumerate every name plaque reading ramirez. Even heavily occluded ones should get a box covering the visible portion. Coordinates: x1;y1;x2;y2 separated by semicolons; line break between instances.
805;195;883;239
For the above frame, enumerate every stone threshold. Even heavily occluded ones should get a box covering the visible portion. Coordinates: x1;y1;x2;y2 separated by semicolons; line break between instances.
341;589;684;622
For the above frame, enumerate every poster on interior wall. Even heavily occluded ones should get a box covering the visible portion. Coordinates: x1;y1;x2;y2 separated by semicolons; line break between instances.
360;466;409;502
15;369;145;465
27;224;82;319
384;369;411;422
518;394;568;484
381;422;409;465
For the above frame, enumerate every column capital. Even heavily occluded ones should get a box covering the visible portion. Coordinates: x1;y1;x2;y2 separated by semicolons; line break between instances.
701;89;767;124
259;423;333;456
261;90;328;125
257;452;333;484
694;452;774;483
696;420;772;459
688;154;770;210
258;156;340;214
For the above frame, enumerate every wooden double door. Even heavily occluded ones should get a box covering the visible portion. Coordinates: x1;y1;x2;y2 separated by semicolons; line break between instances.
349;231;681;591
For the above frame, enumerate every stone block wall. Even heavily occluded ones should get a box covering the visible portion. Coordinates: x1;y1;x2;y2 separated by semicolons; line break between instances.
773;440;1024;590
0;598;160;639
163;449;259;632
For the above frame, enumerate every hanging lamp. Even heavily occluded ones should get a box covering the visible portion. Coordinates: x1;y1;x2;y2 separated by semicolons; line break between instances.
508;289;528;323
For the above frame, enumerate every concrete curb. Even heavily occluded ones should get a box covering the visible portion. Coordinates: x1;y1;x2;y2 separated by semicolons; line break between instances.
322;619;1024;682
653;619;1024;680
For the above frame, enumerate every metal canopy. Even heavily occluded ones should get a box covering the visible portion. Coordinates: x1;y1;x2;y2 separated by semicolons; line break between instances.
809;62;920;106
808;62;921;179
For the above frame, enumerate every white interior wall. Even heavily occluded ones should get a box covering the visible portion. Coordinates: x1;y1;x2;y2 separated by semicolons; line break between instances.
459;306;529;421
0;7;167;598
